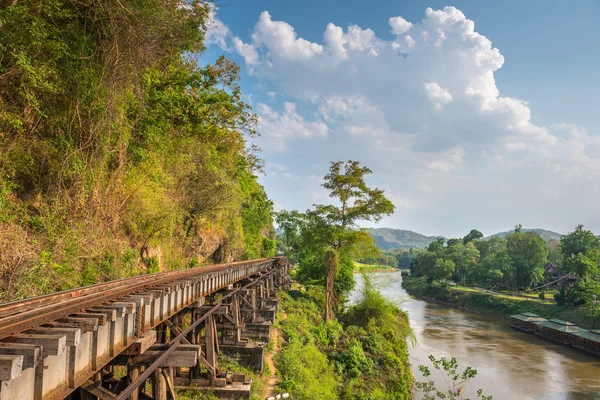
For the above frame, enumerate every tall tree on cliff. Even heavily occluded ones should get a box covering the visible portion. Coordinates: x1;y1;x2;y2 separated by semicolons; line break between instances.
315;161;395;320
277;161;394;320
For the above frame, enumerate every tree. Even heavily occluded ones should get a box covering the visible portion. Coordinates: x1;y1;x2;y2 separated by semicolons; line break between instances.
276;210;306;263
506;231;547;289
414;251;437;281
472;251;514;289
427;238;446;257
463;229;483;245
447;242;480;286
279;161;395;321
447;238;462;247
314;161;394;320
560;225;600;278
474;237;506;261
431;259;455;282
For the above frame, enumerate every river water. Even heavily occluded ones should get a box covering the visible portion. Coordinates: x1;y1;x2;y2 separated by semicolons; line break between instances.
348;272;600;400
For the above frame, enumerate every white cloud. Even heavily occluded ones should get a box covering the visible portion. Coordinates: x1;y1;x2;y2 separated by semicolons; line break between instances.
208;7;600;235
232;37;259;66
251;11;323;61
256;102;328;151
424;82;453;109
389;16;413;35
205;5;231;50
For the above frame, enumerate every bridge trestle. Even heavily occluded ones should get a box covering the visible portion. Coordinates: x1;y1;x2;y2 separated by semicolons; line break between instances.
0;257;290;400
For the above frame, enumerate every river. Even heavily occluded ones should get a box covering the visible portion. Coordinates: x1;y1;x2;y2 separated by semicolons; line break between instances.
349;272;600;400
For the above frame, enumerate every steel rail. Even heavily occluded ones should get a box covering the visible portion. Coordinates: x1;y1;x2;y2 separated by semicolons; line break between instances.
0;258;278;339
114;269;277;400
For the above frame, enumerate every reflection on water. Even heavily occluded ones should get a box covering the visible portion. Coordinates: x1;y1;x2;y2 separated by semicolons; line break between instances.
349;272;600;400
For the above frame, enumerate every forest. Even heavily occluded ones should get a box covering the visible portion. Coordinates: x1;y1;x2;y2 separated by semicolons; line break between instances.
0;0;275;301
405;225;600;324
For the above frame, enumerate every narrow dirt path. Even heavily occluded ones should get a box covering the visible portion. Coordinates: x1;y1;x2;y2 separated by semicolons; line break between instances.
263;327;281;398
262;310;287;399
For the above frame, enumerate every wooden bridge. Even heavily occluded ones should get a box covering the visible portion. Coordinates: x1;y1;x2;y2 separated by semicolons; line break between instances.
0;257;290;400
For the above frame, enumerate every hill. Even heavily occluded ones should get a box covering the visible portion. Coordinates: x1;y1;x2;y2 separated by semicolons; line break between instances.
489;228;562;241
370;227;564;250
369;228;442;250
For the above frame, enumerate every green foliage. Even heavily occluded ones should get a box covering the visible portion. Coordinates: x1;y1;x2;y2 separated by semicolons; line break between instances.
335;339;374;377
506;230;548;289
415;355;492;400
276;161;394;317
463;229;483;245
276;279;413;400
0;0;274;298
560;225;600;278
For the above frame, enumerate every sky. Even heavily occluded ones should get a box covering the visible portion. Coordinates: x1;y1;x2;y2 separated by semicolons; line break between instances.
203;0;600;238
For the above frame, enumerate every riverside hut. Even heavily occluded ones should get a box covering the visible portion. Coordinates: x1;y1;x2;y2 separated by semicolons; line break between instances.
534;319;587;344
571;330;600;356
510;312;547;332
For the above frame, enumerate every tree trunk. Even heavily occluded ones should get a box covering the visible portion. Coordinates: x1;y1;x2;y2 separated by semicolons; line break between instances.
324;249;339;322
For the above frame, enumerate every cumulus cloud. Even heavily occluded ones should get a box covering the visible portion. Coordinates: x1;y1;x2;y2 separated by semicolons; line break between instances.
256;102;329;151
424;82;453;109
389;16;413;35
205;5;231;50
207;6;600;235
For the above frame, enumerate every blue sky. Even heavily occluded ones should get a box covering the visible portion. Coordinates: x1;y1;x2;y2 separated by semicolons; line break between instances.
205;1;600;238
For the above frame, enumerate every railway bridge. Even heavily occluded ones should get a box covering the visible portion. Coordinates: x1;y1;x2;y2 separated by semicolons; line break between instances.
0;257;290;400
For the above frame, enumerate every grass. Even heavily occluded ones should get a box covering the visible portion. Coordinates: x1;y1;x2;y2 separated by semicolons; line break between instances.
353;262;397;273
450;286;555;304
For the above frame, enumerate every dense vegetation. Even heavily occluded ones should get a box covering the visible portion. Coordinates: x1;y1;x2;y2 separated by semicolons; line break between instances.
275;279;413;400
406;225;600;327
0;0;275;301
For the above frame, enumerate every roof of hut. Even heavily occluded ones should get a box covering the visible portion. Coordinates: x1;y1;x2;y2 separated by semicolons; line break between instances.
536;319;587;333
572;330;600;343
510;312;546;322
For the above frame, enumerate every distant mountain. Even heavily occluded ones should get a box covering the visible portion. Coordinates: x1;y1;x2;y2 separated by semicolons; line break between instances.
369;228;442;250
489;228;562;241
369;227;564;250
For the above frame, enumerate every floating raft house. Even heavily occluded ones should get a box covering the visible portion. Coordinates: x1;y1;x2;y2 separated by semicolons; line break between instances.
510;312;546;332
510;313;600;357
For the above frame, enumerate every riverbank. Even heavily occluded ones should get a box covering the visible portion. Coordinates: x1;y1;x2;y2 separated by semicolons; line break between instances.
274;282;413;399
402;275;594;329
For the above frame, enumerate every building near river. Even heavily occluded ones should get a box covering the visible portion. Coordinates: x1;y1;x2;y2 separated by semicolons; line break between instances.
510;312;547;332
534;319;588;344
511;315;600;358
570;330;600;356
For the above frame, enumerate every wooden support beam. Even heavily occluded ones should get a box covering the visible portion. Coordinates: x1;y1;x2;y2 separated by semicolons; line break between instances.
3;333;67;356
82;380;117;399
93;305;127;318
127;365;140;400
0;343;41;369
71;312;108;326
111;301;137;314
153;368;167;400
26;327;81;346
131;347;198;367
162;368;177;400
125;330;156;355
0;354;23;381
54;317;99;332
163;320;191;345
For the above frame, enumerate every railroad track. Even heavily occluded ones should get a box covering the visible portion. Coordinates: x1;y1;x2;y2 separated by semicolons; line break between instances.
0;257;275;339
0;256;290;400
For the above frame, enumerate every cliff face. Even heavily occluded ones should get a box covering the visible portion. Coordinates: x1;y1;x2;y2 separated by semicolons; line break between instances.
0;1;275;301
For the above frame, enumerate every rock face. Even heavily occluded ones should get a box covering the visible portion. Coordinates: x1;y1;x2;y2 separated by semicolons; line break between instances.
186;222;234;264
